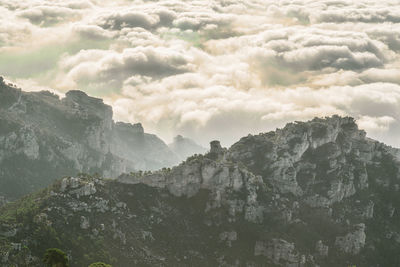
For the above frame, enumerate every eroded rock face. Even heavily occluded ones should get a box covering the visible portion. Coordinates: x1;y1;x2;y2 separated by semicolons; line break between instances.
254;239;307;266
228;116;380;205
1;116;400;267
0;80;180;199
119;143;264;223
335;224;366;255
113;116;400;266
80;216;90;230
315;240;329;257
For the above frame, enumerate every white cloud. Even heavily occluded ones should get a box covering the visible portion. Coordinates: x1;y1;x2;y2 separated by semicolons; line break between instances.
96;10;160;30
358;115;396;132
17;6;80;25
58;46;196;92
1;0;400;148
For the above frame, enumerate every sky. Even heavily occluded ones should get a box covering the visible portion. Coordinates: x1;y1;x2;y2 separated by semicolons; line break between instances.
1;0;400;147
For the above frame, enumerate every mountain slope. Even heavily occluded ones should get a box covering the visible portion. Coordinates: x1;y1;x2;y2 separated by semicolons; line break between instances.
0;79;179;200
1;116;400;267
168;135;207;161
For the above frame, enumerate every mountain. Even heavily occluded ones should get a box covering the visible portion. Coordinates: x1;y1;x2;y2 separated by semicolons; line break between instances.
169;135;207;161
0;78;180;200
1;116;399;266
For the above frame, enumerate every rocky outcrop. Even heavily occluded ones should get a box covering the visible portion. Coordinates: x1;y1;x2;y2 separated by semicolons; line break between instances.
1;116;400;267
254;239;307;266
335;224;366;255
114;116;400;266
228;116;375;199
315;240;329;257
0;79;181;199
119;143;264;223
0;196;7;208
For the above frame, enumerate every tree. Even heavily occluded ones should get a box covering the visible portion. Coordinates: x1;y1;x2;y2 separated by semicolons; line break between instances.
43;248;69;267
88;262;112;267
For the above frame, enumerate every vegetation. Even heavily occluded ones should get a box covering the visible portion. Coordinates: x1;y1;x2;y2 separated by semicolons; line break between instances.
43;248;69;267
88;262;112;267
0;187;49;223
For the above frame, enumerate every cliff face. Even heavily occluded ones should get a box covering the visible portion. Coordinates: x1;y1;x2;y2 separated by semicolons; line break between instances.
1;116;399;267
0;80;179;199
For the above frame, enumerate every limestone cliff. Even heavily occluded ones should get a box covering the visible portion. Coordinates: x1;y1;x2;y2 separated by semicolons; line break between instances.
1;116;399;267
0;79;179;199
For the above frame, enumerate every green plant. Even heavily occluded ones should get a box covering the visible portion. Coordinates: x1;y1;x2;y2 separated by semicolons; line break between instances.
43;248;69;267
88;262;112;267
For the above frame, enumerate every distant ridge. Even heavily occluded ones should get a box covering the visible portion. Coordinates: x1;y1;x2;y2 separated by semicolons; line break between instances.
0;78;184;199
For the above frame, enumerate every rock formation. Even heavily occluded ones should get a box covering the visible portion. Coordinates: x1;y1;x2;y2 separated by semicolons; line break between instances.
0;79;183;199
1;116;400;266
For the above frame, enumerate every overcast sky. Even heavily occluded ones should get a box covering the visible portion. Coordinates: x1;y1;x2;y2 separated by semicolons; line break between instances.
1;0;400;147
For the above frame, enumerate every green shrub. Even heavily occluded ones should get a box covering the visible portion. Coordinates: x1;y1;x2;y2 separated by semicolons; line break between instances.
43;248;69;267
88;262;112;267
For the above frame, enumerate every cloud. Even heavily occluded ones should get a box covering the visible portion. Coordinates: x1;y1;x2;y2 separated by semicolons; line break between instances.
110;70;400;146
71;24;113;40
1;0;400;148
58;46;196;93
359;68;400;84
17;6;80;25
96;11;160;30
358;115;396;132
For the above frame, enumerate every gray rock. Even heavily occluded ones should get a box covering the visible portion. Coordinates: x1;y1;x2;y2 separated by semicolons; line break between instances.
70;182;96;198
335;224;366;254
210;140;225;155
0;82;182;199
119;148;263;223
315;240;328;257
219;231;237;247
362;201;374;219
254;239;305;266
80;216;90;230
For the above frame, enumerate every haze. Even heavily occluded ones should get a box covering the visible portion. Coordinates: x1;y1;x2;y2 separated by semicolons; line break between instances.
1;0;400;147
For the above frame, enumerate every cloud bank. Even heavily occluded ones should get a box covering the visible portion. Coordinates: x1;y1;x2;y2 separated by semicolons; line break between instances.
1;0;400;147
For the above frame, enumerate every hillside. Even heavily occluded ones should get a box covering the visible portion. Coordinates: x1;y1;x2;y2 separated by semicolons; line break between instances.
0;79;208;200
168;135;207;161
1;116;399;266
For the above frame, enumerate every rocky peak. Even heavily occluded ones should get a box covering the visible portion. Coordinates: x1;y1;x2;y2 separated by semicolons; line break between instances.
0;83;182;199
227;116;385;197
1;116;400;267
275;115;362;149
208;140;226;159
210;140;223;153
169;135;207;161
63;90;113;122
174;135;184;142
65;90;97;103
0;78;21;109
114;122;144;135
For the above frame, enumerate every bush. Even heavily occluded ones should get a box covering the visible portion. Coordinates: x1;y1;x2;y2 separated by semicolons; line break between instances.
88;262;112;267
43;248;69;267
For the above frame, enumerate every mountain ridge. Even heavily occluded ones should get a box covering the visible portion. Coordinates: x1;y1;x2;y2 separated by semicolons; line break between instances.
0;79;205;200
1;115;399;266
